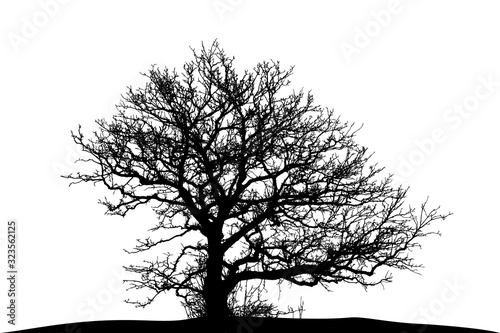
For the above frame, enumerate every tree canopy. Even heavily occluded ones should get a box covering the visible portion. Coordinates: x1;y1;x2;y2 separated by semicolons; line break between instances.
64;40;450;324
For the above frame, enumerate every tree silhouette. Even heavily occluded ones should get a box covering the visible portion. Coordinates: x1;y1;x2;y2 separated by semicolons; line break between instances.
63;41;450;325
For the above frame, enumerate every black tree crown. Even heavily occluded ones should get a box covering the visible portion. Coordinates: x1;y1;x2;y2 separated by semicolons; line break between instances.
63;40;451;320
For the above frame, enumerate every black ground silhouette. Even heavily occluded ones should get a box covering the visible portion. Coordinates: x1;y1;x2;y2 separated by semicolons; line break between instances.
7;317;497;333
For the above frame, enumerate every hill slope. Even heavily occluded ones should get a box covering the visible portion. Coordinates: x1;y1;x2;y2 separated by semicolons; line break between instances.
5;317;497;333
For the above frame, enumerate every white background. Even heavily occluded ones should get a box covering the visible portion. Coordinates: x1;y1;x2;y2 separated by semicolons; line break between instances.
1;0;499;332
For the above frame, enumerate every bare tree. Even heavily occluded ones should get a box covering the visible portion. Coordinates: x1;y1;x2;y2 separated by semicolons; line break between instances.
63;40;451;325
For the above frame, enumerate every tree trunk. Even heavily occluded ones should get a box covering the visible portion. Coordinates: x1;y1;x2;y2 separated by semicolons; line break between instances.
204;229;231;327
